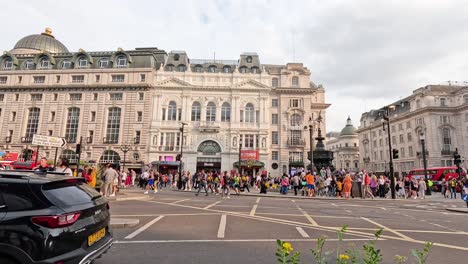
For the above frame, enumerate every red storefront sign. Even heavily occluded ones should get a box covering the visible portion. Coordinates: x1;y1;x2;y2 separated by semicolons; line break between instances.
241;150;259;160
1;152;19;161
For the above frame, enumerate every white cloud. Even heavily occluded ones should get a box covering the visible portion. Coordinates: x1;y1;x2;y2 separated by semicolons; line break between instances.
3;0;468;131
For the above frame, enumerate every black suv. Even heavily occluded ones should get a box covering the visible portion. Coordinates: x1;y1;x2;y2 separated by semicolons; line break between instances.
0;170;113;264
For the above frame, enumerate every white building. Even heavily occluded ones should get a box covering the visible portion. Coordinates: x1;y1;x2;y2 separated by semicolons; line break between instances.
326;117;359;171
356;84;468;177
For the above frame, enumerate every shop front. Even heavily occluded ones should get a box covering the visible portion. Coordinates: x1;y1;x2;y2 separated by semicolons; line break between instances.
196;157;221;173
234;150;264;176
151;161;180;175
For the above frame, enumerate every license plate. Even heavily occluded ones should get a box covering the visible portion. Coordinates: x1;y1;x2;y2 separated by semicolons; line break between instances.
88;228;106;246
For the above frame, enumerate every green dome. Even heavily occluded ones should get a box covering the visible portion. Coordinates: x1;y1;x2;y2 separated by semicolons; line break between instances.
340;117;357;136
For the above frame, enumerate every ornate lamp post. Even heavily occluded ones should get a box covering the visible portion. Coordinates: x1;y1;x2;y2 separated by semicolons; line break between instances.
177;122;187;189
304;116;315;173
119;143;131;174
419;131;431;195
382;105;396;199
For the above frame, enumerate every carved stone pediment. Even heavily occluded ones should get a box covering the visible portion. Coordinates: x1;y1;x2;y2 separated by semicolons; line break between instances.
232;79;269;90
156;78;193;87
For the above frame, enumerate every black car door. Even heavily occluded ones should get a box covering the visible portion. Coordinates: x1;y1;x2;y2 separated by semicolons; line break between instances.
0;183;7;222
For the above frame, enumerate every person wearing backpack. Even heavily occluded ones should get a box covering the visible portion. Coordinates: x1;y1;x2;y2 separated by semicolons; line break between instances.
195;170;209;196
449;177;457;199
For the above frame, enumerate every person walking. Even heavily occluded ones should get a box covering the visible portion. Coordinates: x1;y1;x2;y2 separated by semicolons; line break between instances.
292;173;300;196
363;172;374;199
221;172;230;198
196;170;209;196
280;175;289;195
55;158;73;176
411;178;418;199
101;163;118;197
441;178;447;198
418;178;427;199
305;171;315;197
378;175;386;198
449;177;457;199
342;173;353;199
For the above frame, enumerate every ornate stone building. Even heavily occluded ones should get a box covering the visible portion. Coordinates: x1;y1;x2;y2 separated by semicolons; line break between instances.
0;29;330;176
356;84;468;177
326;117;360;171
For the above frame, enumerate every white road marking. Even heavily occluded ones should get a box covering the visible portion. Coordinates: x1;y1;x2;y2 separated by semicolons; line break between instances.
256;197;261;203
297;208;318;226
361;217;414;241
331;203;338;207
345;210;352;213
296;227;310;238
125;216;165;239
380;207;387;211
249;204;258;216
204;200;223;209
217;214;227;238
116;238;377;244
172;198;191;204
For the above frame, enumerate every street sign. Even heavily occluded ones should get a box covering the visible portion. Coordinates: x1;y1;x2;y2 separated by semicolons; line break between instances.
32;134;67;148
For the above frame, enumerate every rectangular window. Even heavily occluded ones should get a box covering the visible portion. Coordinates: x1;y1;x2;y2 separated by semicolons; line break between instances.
0;94;4;101
69;93;82;101
440;116;449;124
140;74;146;82
288;152;303;163
162;108;166;121
416;118;425;125
406;121;411;129
408;146;413;157
11;111;16;122
137;111;142;122
111;74;125;82
379;139;383;147
290;130;302;145
272;151;279;160
48;130;53;136
271;99;278;107
407;132;412;142
272;78;279;87
50;111;56;122
400;147;405;158
290;99;301;108
0;76;7;84
139;92;144;101
244;134;255;148
95;75;101;82
93;93;98;101
88;130;94;144
399;134;404;143
135;131;141;144
398;124;403;131
18;76;22;83
391;125;395;133
31;94;43;101
392;136;396;143
272;114;279;125
56;75;61;83
378;130;382;136
33;76;45;83
53;93;58;101
71;75;84;83
109;93;123;101
91;111;96;122
0;108;2;117
99;60;109;68
272;131;279;145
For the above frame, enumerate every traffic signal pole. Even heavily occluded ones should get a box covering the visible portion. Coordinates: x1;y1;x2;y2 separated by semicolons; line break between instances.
384;108;396;199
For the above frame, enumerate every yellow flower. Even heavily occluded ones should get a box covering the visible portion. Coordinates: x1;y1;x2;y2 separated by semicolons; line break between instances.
282;242;294;253
339;254;350;260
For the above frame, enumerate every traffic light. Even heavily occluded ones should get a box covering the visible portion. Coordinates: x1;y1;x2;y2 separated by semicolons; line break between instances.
453;152;461;166
392;149;399;159
75;143;81;155
176;154;181;161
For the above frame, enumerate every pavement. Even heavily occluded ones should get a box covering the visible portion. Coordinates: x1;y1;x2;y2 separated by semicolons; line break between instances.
96;187;468;264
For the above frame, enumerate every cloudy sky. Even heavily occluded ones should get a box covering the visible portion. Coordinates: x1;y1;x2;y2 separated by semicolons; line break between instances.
3;0;468;131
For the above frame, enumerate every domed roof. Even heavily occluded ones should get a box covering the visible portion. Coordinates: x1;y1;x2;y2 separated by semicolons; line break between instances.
11;28;69;54
340;116;357;136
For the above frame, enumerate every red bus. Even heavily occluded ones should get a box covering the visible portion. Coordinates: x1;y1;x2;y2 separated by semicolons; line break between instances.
11;161;40;170
407;166;465;191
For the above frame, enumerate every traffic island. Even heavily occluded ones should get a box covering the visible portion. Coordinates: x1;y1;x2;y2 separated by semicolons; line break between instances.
110;218;140;228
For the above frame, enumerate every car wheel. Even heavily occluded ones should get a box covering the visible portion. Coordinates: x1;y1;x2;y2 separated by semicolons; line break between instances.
0;256;18;264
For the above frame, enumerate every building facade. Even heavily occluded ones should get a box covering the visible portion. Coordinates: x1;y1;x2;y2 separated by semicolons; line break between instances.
356;84;468;177
0;29;330;176
326;117;359;171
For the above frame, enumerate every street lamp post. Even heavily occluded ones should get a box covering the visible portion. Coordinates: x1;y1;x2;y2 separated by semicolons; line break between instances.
308;117;314;173
419;131;431;195
382;106;396;199
178;122;187;190
119;143;131;174
238;142;242;174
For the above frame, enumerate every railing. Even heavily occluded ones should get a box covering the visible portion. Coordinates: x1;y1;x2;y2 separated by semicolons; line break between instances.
21;137;33;143
103;137;118;144
441;149;453;156
287;139;306;147
65;136;77;144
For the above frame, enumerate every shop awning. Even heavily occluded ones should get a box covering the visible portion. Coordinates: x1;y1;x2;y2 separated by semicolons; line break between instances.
289;161;304;167
151;161;180;166
233;160;265;168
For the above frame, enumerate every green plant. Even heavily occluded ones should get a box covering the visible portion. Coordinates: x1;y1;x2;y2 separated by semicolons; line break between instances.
394;255;408;263
311;235;329;264
361;229;383;264
411;242;433;264
276;239;300;264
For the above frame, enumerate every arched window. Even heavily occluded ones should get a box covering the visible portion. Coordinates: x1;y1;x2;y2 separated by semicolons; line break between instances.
292;76;299;87
106;107;121;143
78;57;88;68
442;128;451;151
246;56;253;63
251;66;259;74
152;135;158;145
194;65;203;72
65;107;80;143
191;101;201;121
167;101;177;121
116;55;127;68
25;107;40;141
24;60;34;70
245;103;255;123
99;59;109;68
166;64;174;71
221;102;231;122
223;65;231;73
100;150;120;164
290;114;302;126
206;102;216;122
3;59;13;70
440;98;446;106
272;78;279;87
61;60;71;69
239;66;248;73
177;64;186;72
40;58;50;69
197;140;222;155
208;65;217;73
